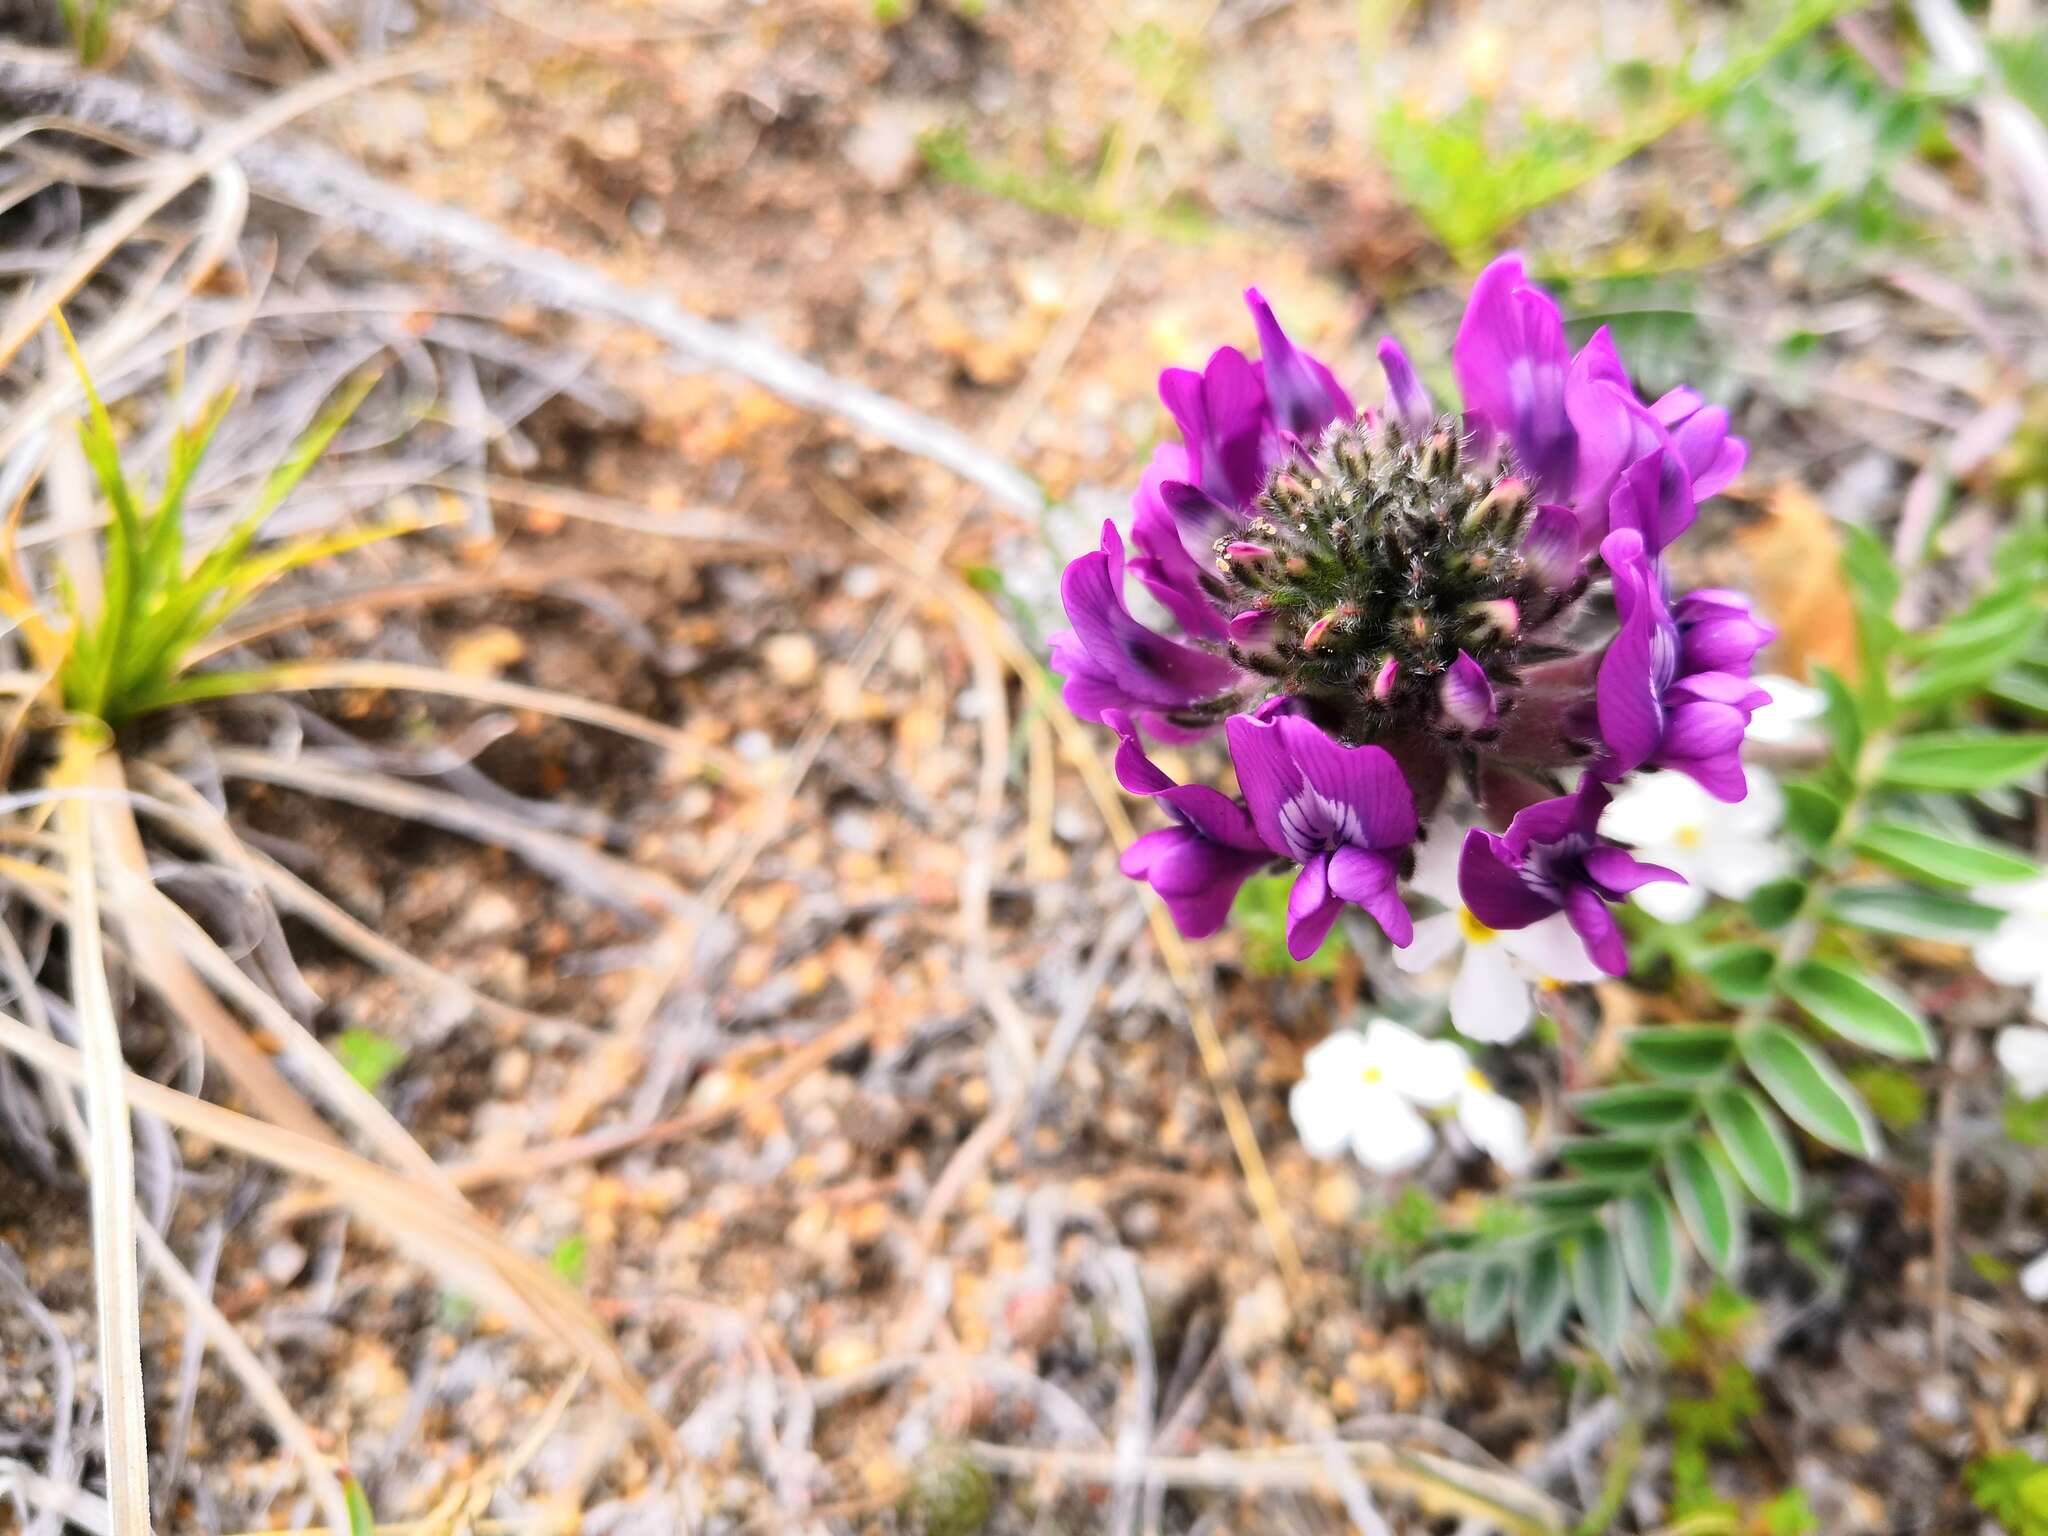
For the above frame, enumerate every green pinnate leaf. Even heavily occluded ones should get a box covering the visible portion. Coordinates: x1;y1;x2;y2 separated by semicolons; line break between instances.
1740;1023;1882;1157
1879;732;2048;792
1623;1026;1739;1082
1704;1086;1803;1215
1618;1186;1684;1321
1782;957;1934;1061
1665;1141;1747;1277
1851;820;2037;888
1571;1084;1700;1135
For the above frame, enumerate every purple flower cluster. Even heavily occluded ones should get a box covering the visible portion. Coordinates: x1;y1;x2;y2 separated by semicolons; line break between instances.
1052;256;1774;974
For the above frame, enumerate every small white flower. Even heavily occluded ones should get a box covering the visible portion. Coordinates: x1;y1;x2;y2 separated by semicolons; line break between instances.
2024;1248;2048;1303
1996;1023;2048;1099
1974;879;2048;1023
1394;821;1605;1042
1599;769;1794;924
1746;674;1828;747
1289;1019;1530;1176
1453;1069;1532;1175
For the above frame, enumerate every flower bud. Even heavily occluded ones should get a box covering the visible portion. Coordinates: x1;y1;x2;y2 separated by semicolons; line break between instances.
1440;650;1499;733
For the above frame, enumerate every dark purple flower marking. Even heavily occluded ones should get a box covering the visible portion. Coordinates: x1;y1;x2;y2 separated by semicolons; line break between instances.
1456;779;1683;976
1224;712;1418;959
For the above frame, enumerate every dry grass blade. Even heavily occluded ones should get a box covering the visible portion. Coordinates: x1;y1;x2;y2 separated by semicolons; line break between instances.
60;746;150;1536
91;757;339;1146
136;1224;352;1535
0;1008;678;1465
129;760;555;1033
0;45;455;378
966;1441;1567;1535
195;658;741;779
210;747;693;918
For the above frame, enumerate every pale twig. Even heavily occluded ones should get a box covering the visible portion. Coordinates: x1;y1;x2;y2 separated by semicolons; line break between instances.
62;748;150;1536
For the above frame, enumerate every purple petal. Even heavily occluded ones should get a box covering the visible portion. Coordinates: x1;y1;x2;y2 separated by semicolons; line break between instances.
1377;336;1434;436
1652;387;1747;502
1276;714;1419;850
1582;844;1684;896
1059;522;1243;714
1440;650;1499;732
1246;288;1355;439
1457;829;1562;930
1286;855;1344;960
1328;845;1413;946
1454;254;1575;500
1501;790;1586;857
1607;448;1697;556
1675;588;1774;676
1228;609;1279;650
1225;712;1303;857
1122;827;1267;939
1202;346;1278;507
1660;698;1750;763
1106;709;1266;849
1522;503;1583;589
1562;885;1629;976
1594;530;1667;773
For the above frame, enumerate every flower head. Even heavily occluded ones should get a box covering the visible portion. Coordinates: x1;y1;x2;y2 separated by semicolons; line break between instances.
1395;821;1605;1041
1998;1023;2048;1100
1458;780;1682;976
1289;1020;1529;1175
1059;264;1761;981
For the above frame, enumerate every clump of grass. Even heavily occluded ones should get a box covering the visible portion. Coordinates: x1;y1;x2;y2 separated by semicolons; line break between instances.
3;316;404;731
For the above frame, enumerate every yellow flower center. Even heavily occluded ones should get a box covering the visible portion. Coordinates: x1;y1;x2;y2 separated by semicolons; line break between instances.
1362;1065;1384;1085
1458;907;1497;944
1464;1068;1491;1092
1675;823;1704;849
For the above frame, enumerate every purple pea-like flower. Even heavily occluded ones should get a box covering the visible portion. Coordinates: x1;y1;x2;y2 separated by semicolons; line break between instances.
1596;528;1772;801
1052;520;1243;740
1225;711;1418;959
1454;254;1576;501
1105;710;1273;938
1457;779;1683;976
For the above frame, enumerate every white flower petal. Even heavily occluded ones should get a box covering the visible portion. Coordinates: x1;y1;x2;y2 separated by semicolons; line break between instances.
1392;910;1462;975
1410;820;1467;907
1500;913;1606;984
1695;835;1795;900
1348;1086;1437;1174
1723;769;1786;837
1974;877;2048;920
1450;940;1534;1044
1362;1020;1467;1108
1746;675;1826;746
1289;1074;1357;1159
1975;917;2048;989
1300;1030;1374;1080
2023;1248;2048;1303
1997;1026;2048;1100
1601;771;1712;847
1633;874;1708;923
1457;1083;1531;1176
2031;970;2048;1026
